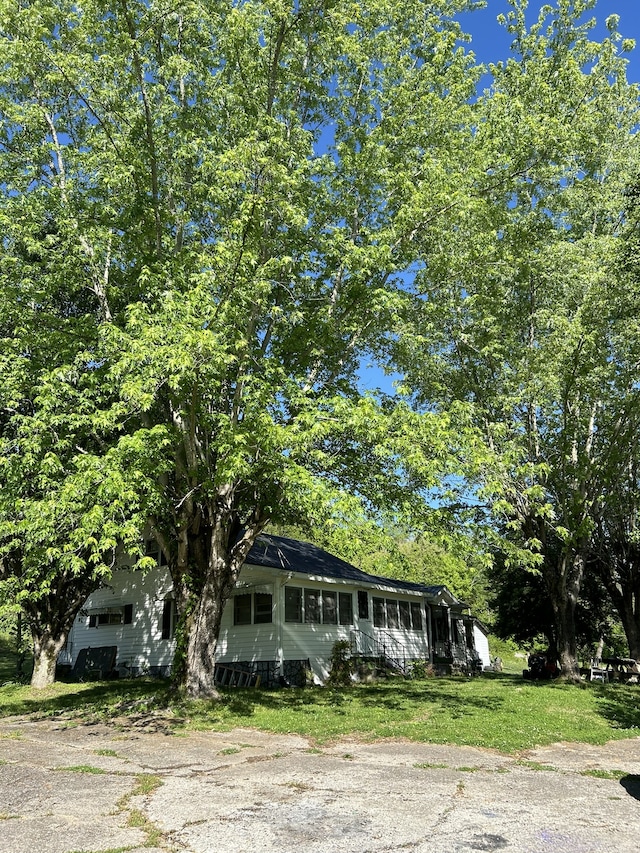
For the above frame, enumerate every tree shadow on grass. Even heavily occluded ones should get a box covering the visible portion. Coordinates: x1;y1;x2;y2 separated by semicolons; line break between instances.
219;676;517;721
593;686;640;731
0;678;173;721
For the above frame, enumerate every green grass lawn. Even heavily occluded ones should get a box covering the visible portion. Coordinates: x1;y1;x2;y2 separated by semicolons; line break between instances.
1;670;639;754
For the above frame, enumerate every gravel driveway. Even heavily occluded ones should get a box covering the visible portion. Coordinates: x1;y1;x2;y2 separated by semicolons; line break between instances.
1;714;639;853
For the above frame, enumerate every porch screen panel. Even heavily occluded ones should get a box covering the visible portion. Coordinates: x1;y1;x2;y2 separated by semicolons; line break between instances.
399;601;411;630
339;592;353;625
433;608;446;641
410;602;423;631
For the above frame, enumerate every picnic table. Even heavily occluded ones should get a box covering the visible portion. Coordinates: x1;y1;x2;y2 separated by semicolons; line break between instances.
601;656;640;684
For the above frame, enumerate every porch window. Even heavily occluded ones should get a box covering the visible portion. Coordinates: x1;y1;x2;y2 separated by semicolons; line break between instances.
372;597;424;630
322;590;338;624
373;597;385;628
399;601;411;630
285;587;302;622
304;589;321;623
386;599;399;629
339;592;353;626
284;587;354;625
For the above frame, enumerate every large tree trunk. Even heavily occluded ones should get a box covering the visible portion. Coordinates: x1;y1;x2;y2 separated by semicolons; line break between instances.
545;551;585;681
185;569;229;700
607;584;640;662
23;570;99;689
30;631;70;689
162;486;268;700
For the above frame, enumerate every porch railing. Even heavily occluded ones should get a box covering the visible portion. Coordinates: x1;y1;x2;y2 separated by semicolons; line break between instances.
350;627;412;675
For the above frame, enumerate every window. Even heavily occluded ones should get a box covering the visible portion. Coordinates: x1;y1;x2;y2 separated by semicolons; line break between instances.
322;590;337;624
304;589;321;623
386;599;399;629
373;597;385;628
399;601;411;630
285;587;353;626
285;587;302;622
161;599;175;639
410;602;423;631
234;592;272;625
339;592;353;626
254;592;273;624
358;590;369;620
234;594;252;626
145;539;169;566
88;609;125;627
371;597;424;631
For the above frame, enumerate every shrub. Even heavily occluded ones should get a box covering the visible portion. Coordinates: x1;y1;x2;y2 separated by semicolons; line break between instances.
408;659;435;680
328;640;352;687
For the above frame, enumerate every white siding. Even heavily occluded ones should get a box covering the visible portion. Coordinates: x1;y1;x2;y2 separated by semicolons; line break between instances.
65;567;175;675
281;621;352;682
473;624;492;669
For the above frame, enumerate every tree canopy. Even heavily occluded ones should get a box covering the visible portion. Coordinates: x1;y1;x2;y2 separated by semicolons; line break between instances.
0;0;485;693
1;0;638;690
396;1;640;676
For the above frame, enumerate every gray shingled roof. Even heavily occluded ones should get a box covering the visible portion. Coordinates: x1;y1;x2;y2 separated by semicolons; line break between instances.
247;534;453;602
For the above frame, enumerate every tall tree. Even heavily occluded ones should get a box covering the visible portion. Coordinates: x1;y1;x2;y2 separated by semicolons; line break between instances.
0;0;482;694
587;174;640;661
396;0;640;678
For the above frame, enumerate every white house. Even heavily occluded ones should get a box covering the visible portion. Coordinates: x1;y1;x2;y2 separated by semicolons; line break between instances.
60;535;490;685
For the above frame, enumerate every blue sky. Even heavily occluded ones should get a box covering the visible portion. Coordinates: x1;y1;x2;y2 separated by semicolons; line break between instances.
462;1;640;83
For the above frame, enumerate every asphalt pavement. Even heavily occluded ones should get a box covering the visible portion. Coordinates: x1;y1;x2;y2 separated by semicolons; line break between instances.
1;714;639;853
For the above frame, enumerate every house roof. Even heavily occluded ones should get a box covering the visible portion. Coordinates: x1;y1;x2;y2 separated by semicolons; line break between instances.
246;534;461;605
